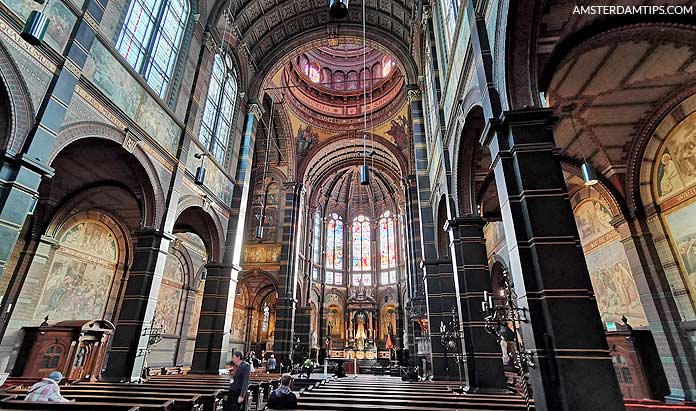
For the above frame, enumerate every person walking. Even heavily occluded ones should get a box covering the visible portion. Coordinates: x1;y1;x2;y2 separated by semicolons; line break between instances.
226;351;250;411
267;354;277;373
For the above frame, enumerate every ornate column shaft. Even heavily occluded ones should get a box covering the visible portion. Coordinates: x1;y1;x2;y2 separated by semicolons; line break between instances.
272;182;303;366
483;108;624;410
191;103;261;372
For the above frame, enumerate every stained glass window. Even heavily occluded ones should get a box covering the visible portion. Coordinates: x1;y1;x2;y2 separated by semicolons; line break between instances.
116;0;189;98
199;53;238;163
379;211;397;269
311;210;321;280
325;213;343;285
308;63;321;83
382;56;394;78
352;215;371;271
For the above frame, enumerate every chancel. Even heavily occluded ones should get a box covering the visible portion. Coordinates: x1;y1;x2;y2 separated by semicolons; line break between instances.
0;0;694;410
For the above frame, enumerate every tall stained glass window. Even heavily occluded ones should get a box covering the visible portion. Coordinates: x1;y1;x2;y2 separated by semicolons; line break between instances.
308;63;321;83
311;210;321;280
352;216;371;271
116;0;190;98
199;53;238;163
382;56;394;78
379;211;397;285
325;214;343;285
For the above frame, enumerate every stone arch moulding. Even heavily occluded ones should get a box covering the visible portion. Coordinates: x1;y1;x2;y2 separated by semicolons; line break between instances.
52;121;166;226
0;40;35;153
451;103;486;217
174;198;226;263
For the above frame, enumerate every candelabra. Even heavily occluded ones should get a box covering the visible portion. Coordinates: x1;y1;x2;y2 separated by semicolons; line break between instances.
481;268;534;410
439;307;463;388
136;314;164;382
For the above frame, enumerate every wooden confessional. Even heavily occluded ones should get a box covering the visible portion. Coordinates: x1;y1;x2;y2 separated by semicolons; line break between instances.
12;319;114;381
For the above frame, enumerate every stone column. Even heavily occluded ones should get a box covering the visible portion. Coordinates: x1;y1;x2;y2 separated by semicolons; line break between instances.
272;183;302;366
445;216;507;392
191;103;262;372
483;108;624;410
103;228;173;381
0;0;108;280
617;216;696;401
427;259;460;380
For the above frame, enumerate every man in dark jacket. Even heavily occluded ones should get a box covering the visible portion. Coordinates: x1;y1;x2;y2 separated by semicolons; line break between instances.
267;374;297;409
227;351;250;411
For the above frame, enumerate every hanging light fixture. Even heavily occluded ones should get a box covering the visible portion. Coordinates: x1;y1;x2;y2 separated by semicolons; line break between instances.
329;0;349;19
21;0;50;46
567;107;598;186
194;153;207;185
359;0;370;186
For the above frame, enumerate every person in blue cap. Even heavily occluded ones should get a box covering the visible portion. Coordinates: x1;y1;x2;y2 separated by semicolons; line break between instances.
24;371;72;402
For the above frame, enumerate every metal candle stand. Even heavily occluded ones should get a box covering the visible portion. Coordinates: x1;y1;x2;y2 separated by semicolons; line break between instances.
481;269;534;410
136;314;164;382
439;307;464;388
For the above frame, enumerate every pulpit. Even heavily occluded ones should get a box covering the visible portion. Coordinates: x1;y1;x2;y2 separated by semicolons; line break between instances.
12;319;115;381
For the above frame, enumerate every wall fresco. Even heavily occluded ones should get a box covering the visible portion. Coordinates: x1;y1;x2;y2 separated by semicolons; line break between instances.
187;289;204;337
664;203;696;302
155;253;185;335
34;220;117;321
83;40;180;156
574;199;648;328
1;0;76;53
655;111;696;202
186;142;234;204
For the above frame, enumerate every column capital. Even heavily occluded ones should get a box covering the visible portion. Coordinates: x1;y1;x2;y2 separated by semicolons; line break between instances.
481;108;557;146
407;88;423;102
247;102;264;119
444;215;486;232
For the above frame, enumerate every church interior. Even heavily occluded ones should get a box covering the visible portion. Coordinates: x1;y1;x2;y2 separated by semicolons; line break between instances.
0;0;695;410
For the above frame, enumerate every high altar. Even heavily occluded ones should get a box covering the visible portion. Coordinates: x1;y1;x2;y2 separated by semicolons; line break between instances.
344;284;378;360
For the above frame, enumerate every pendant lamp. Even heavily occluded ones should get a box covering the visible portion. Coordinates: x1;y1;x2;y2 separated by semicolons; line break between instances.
194;153;206;185
22;0;50;47
567;106;599;186
329;0;349;19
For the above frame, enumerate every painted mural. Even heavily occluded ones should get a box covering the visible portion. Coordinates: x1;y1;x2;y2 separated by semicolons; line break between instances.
573;199;648;327
83;41;180;156
2;0;76;52
186;143;233;204
34;220;117;321
243;245;282;264
187;289;204;337
664;204;696;300
229;286;248;341
155;253;185;335
655;112;696;202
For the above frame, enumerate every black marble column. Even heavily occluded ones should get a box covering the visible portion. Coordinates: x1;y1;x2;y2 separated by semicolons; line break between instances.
426;260;461;380
446;216;507;392
103;229;173;380
0;0;108;280
272;183;302;366
191;103;261;372
483;108;624;410
293;307;311;363
190;263;232;373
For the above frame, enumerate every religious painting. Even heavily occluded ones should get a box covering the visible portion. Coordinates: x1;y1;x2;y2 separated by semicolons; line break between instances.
187;290;204;337
296;125;319;157
230;286;248;341
2;0;77;52
573;198;648;328
654;112;696;201
574;199;614;244
664;204;696;299
484;221;505;256
386;115;408;147
155;253;185;335
327;305;343;339
380;305;396;341
34;220;118;322
243;245;282;263
584;242;648;327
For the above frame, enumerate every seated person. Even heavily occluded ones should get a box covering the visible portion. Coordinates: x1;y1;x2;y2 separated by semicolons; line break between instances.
267;374;297;409
24;371;72;402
